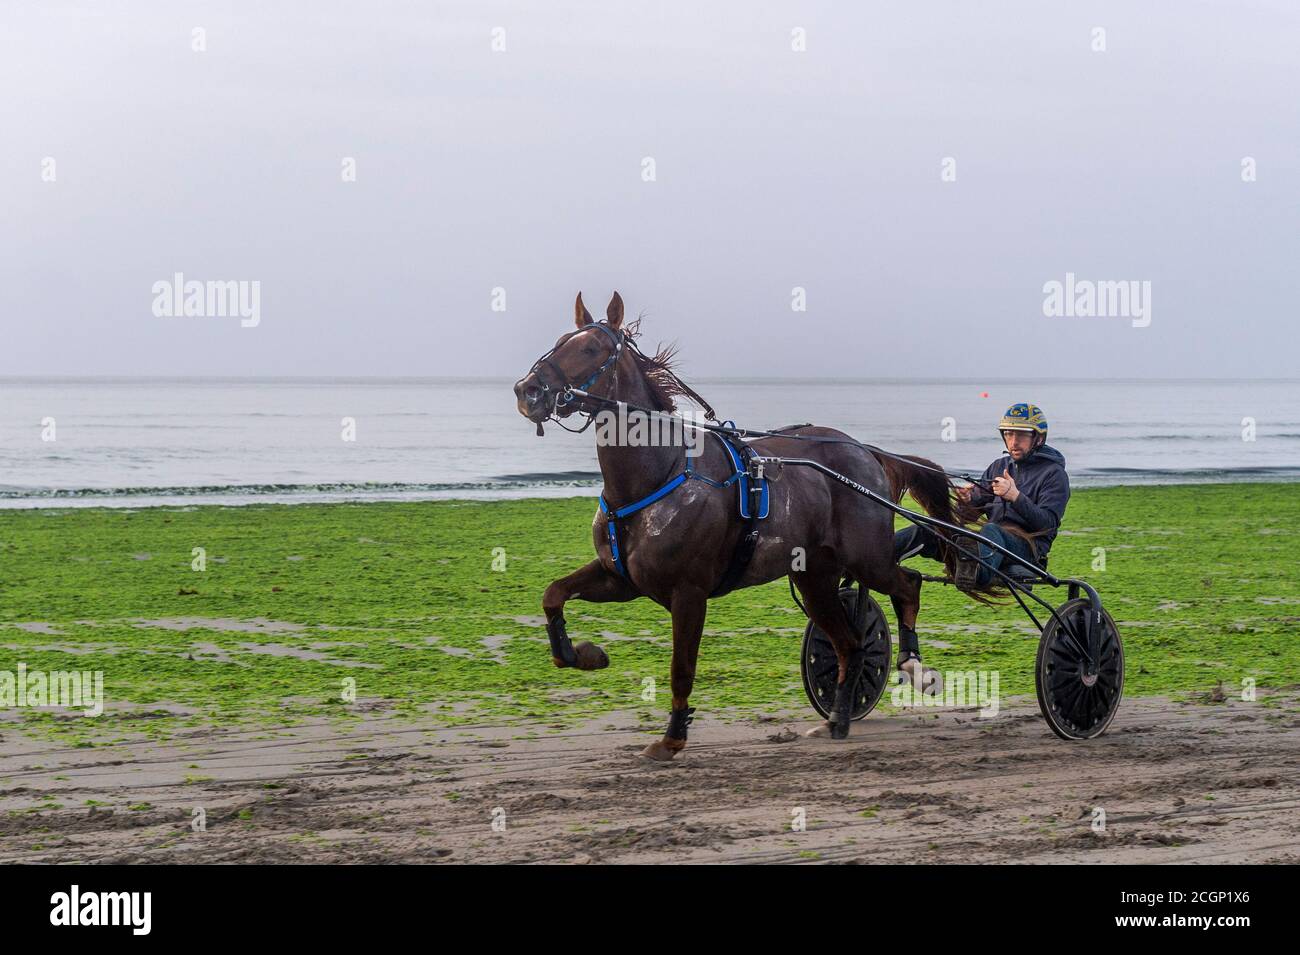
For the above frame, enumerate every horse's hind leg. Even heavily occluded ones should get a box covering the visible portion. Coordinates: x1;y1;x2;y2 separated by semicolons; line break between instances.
543;559;639;671
795;570;867;740
880;565;941;694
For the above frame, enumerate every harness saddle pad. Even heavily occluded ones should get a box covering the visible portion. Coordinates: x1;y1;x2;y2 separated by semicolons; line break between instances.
716;433;770;519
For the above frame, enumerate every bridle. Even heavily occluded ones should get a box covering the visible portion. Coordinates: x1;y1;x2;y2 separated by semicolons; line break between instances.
523;322;721;436
523;322;626;434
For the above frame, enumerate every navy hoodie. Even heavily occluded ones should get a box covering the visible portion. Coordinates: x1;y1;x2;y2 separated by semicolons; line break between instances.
968;444;1070;560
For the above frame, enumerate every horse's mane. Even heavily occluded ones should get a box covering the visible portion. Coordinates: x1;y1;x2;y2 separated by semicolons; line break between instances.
622;315;714;419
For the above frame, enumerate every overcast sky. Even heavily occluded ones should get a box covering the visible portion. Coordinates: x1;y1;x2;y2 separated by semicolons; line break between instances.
3;1;1298;378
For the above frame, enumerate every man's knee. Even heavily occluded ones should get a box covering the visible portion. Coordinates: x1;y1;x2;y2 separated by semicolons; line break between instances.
972;524;1008;586
978;523;1008;547
980;523;1037;564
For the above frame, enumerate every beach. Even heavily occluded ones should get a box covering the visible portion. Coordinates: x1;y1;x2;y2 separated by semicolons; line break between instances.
1;484;1298;862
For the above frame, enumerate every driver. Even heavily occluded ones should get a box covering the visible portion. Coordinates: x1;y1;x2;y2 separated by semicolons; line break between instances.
893;403;1071;669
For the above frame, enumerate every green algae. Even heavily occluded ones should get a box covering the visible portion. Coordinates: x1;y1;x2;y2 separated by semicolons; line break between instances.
0;484;1296;743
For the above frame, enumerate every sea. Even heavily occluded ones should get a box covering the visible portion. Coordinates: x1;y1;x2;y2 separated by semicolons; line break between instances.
1;378;1296;508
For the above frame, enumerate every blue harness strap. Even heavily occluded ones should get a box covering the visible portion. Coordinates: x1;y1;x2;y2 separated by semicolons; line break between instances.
599;472;689;578
599;431;769;581
600;475;691;579
601;472;688;521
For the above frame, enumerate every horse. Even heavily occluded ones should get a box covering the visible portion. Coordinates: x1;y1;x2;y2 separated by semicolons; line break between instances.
513;292;979;760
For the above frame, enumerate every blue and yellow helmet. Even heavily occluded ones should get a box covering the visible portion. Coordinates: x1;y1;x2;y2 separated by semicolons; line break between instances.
999;403;1048;438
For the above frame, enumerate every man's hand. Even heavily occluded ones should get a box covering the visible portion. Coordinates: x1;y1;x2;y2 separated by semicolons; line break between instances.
992;468;1020;502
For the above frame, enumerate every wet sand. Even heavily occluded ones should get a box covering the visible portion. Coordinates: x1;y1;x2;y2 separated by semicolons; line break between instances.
3;689;1298;864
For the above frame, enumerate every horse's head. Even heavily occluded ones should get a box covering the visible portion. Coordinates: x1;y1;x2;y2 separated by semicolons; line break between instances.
514;291;626;427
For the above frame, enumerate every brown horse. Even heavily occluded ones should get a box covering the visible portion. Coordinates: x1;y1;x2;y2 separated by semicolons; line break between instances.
513;292;974;760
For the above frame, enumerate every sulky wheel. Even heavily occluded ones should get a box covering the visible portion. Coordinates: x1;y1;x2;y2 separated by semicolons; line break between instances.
1036;597;1124;740
801;585;892;721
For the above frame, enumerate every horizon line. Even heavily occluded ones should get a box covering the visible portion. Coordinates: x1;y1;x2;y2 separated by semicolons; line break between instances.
2;375;1297;384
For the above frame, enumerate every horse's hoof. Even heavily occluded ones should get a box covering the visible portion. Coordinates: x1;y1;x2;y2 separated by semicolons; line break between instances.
639;739;682;761
573;641;609;671
804;722;836;739
830;720;850;740
899;658;942;696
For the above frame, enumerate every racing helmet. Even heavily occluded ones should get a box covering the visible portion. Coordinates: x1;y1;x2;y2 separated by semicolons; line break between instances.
998;403;1048;446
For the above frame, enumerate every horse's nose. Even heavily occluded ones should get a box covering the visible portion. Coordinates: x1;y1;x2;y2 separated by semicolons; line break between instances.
514;377;541;405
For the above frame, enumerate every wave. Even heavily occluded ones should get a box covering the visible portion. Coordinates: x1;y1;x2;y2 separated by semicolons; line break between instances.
488;471;602;483
1074;466;1300;476
3;465;1300;503
0;475;605;500
0;465;1294;509
935;433;1300;442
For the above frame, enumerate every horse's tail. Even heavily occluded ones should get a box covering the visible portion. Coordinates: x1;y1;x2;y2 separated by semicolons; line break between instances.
871;452;1005;603
874;452;963;521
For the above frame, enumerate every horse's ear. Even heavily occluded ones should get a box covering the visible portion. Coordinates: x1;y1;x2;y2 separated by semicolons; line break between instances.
575;292;594;328
606;291;624;330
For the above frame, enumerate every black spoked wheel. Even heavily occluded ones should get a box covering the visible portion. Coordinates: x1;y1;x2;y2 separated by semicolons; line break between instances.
1036;597;1124;740
801;585;892;721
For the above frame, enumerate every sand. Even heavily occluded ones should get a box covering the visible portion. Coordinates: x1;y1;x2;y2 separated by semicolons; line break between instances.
3;689;1297;864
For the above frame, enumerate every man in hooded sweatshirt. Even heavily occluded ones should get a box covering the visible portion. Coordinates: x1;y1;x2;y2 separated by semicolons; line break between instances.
892;402;1070;675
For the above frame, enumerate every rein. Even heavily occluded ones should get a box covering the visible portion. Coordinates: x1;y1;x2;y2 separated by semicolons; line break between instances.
556;386;994;492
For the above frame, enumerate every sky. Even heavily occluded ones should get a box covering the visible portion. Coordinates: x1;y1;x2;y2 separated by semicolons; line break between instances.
3;0;1298;379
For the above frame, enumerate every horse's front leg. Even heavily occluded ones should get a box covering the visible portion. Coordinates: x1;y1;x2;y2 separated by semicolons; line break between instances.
641;584;708;762
543;559;639;670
